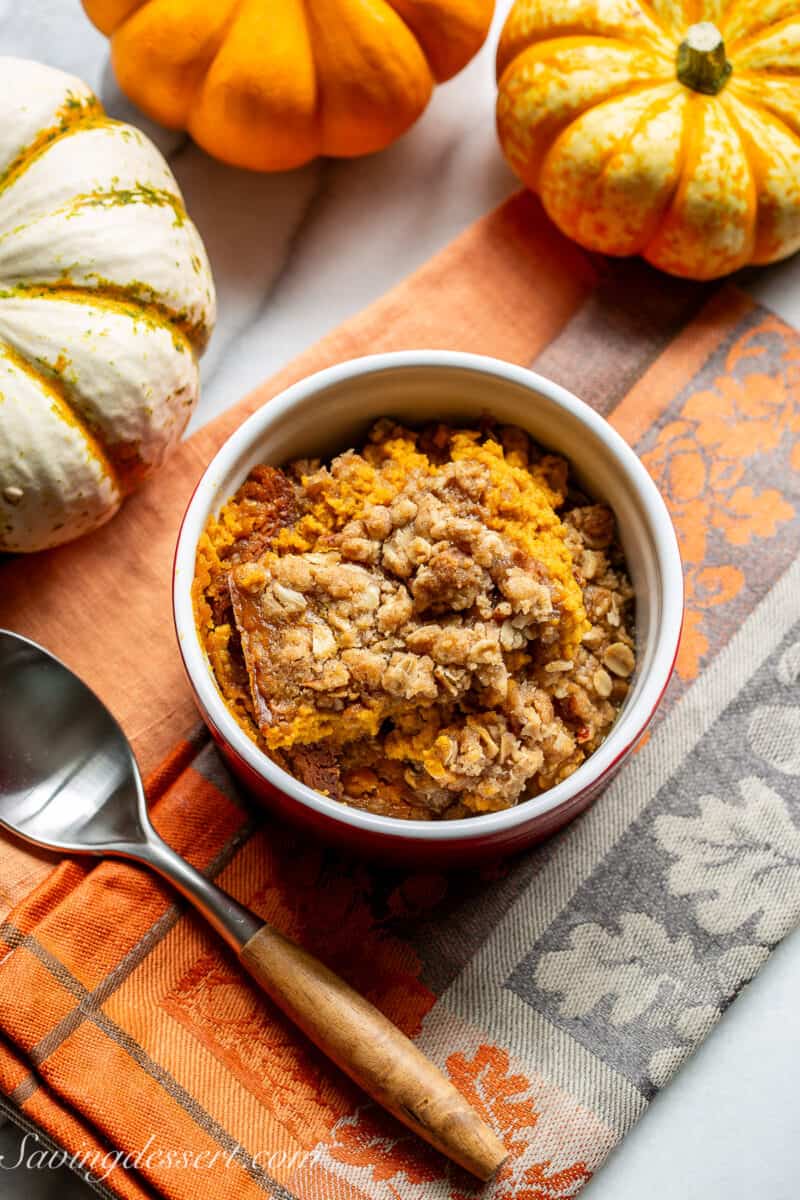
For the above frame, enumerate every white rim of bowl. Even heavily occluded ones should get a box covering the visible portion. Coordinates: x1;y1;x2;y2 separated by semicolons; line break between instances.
173;351;684;844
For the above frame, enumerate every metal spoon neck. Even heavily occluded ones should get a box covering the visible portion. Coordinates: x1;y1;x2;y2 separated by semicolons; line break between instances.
134;833;262;952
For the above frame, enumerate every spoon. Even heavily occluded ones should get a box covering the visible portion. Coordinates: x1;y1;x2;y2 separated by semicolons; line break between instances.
0;629;505;1180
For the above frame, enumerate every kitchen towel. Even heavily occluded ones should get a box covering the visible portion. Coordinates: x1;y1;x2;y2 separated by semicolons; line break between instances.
0;192;798;1200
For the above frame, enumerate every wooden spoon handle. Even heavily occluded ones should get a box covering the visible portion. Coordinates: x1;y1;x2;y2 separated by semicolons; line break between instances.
239;923;507;1180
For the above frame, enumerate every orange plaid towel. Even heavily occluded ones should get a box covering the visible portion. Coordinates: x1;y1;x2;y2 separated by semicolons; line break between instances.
1;194;799;1200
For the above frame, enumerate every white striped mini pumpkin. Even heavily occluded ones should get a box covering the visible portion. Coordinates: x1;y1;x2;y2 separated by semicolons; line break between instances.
0;57;215;553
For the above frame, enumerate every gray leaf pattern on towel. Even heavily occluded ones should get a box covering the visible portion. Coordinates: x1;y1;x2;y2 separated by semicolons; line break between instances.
505;619;800;1096
534;913;767;1028
533;913;769;1088
656;779;800;942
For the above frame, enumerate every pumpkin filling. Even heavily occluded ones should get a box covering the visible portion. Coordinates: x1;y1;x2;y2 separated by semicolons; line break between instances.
193;420;636;819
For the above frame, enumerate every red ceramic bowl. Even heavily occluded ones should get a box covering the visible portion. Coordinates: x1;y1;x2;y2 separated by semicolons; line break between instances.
173;352;683;865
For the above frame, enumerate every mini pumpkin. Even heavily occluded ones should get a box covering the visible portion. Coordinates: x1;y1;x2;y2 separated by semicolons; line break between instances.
0;57;215;553
82;0;496;172
496;1;800;279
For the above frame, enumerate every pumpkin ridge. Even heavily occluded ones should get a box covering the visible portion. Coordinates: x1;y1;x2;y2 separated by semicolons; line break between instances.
165;1;246;127
0;338;124;495
0;283;205;355
383;0;494;82
503;70;675;193
110;0;244;43
298;0;327;143
83;0;149;37
643;93;756;276
541;83;667;187
294;0;335;160
718;0;751;38
734;66;800;80
722;89;800;262
599;85;676;168
736;62;800;77
183;0;323;169
104;1;245;138
498;33;672;83
300;0;435;160
495;4;674;77
57;183;189;228
0;99;108;199
713;95;759;260
725;10;800;57
537;83;683;247
720;93;766;176
592;86;686;254
726;86;800;150
635;0;684;41
634;89;690;251
642;88;698;257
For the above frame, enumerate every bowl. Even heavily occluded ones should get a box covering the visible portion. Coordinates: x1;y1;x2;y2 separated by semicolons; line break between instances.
173;351;683;865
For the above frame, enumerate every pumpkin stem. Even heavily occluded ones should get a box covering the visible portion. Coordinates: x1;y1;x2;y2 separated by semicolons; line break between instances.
676;22;732;95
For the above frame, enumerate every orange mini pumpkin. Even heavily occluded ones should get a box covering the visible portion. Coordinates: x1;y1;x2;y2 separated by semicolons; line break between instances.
83;0;495;171
496;1;800;280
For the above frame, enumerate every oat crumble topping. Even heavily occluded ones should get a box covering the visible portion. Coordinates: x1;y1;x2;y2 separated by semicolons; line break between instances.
193;420;636;820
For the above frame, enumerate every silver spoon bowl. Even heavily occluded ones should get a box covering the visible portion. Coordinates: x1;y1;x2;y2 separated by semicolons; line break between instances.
0;627;260;948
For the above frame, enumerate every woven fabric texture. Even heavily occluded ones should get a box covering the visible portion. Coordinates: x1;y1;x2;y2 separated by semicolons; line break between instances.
0;194;798;1200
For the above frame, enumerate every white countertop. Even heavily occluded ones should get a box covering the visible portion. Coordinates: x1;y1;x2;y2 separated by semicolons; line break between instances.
1;2;798;1196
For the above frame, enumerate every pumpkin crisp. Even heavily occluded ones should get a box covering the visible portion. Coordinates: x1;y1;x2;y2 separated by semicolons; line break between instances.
193;420;635;819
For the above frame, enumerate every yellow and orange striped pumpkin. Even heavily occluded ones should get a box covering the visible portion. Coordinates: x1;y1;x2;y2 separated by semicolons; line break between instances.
496;1;800;280
82;0;495;172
